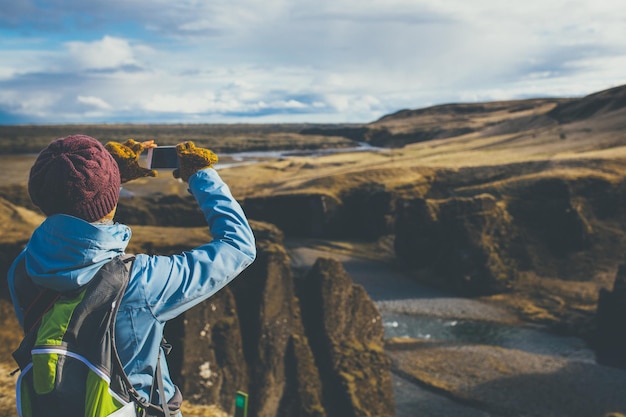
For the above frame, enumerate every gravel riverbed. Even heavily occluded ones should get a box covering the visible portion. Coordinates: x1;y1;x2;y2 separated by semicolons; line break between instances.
287;244;626;417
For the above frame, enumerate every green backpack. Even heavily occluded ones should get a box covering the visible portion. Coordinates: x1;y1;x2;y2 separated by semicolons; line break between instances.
12;255;173;417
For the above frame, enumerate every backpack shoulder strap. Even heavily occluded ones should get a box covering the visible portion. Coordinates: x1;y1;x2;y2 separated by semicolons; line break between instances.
12;254;134;370
23;287;61;334
14;254;135;333
109;255;176;417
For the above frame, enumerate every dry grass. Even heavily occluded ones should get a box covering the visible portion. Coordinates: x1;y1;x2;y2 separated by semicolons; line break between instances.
0;301;22;364
285;235;397;263
178;403;230;417
126;225;213;255
0;363;19;417
373;99;563;135
0;300;24;417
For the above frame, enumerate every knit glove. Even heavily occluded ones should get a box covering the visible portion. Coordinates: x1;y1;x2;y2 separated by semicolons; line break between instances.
173;141;218;182
105;139;157;183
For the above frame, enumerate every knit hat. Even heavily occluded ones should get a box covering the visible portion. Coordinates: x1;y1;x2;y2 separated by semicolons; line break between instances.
28;135;121;222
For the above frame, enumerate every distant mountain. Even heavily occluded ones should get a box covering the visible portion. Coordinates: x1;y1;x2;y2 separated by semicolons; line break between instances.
548;84;626;124
374;98;565;123
368;98;568;147
300;83;626;148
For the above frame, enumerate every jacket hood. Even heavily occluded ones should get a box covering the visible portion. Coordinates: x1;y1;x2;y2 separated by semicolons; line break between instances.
24;214;131;292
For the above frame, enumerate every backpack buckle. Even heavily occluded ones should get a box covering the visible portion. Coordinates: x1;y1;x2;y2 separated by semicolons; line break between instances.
161;338;172;356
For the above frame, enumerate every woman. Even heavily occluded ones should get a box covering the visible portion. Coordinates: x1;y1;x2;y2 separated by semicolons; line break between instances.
9;135;256;416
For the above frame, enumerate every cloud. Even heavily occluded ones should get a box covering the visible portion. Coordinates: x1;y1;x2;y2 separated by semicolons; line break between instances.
0;0;625;124
77;95;111;110
65;36;139;70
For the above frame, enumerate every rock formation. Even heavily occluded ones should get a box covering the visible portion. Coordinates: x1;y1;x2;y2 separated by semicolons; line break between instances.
116;193;206;227
243;194;340;238
242;185;396;240
506;177;592;257
394;193;517;295
595;263;626;370
164;222;394;417
297;257;395;417
333;184;396;239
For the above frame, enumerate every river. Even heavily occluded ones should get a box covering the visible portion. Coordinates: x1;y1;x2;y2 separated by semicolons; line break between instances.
286;244;598;417
215;142;384;169
289;247;595;361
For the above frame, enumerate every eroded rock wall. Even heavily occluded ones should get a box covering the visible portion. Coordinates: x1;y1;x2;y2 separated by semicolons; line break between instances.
394;193;517;295
244;194;340;237
394;171;626;296
297;257;395;417
165;222;393;417
595;263;626;370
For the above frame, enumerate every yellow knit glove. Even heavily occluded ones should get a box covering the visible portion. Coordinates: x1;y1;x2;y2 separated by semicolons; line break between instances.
105;139;157;183
173;141;218;182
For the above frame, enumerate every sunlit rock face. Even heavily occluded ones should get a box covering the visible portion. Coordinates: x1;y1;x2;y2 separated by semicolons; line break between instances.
297;257;395;417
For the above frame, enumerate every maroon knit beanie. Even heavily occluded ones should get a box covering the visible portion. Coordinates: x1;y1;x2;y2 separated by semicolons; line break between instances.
28;135;121;222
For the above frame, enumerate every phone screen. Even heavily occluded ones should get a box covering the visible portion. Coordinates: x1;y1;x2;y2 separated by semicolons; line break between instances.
234;391;248;417
147;146;179;169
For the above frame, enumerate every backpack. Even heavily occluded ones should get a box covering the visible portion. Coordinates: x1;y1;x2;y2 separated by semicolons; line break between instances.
11;255;176;417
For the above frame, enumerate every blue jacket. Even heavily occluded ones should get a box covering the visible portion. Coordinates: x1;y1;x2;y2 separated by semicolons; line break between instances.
8;168;256;405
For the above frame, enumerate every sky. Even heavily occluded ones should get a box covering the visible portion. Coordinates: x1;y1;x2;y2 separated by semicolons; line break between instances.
1;0;626;125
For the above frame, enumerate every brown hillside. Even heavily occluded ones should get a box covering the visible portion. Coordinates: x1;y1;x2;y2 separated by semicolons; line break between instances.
548;84;626;124
299;83;626;151
373;98;565;134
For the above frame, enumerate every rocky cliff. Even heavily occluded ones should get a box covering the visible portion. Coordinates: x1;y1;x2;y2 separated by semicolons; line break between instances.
163;222;395;417
595;263;626;370
237;158;626;300
297;258;394;417
394;193;517;295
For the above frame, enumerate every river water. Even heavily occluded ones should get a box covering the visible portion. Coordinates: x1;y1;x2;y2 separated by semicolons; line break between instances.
215;142;384;169
312;252;595;363
382;313;594;361
287;244;598;416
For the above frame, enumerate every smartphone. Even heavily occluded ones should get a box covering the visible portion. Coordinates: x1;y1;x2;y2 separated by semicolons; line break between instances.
146;146;179;169
234;391;248;417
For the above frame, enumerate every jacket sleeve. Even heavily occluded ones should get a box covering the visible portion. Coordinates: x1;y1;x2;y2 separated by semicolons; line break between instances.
129;168;256;322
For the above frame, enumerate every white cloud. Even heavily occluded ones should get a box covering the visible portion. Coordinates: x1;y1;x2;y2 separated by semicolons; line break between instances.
0;90;62;118
1;0;626;123
0;67;15;80
77;95;111;109
65;36;139;70
141;93;219;113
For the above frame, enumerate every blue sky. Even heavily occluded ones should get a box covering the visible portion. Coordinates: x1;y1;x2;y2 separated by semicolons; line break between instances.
1;0;625;124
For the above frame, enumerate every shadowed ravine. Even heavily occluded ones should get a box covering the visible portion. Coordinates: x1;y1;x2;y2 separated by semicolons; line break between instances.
286;242;621;417
288;243;498;416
